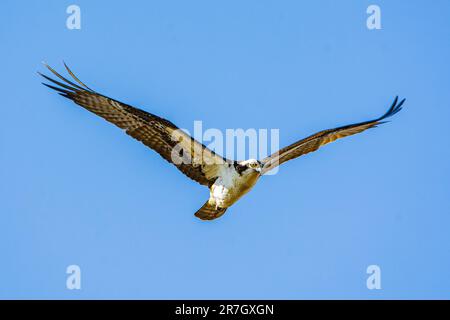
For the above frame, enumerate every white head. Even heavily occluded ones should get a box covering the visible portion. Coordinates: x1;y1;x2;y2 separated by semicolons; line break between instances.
239;159;262;173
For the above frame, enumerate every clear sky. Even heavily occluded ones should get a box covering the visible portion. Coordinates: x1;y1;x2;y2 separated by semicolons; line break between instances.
1;0;449;299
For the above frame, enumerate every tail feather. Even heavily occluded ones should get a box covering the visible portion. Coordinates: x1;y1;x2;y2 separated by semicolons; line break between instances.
194;200;227;221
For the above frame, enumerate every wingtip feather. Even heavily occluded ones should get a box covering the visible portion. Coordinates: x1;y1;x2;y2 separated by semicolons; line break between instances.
378;96;406;122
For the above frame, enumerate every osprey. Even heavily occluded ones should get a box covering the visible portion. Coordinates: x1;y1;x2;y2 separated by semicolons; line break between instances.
39;63;405;220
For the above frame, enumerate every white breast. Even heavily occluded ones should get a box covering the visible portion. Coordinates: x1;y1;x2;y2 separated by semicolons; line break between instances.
210;165;260;208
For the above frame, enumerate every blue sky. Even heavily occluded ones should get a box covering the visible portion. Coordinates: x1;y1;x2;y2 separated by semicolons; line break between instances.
1;0;450;299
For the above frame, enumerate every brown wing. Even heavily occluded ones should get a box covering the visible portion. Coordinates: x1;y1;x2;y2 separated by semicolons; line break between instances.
39;62;230;186
261;97;405;174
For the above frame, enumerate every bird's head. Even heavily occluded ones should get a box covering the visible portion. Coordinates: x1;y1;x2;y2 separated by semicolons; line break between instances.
239;159;263;173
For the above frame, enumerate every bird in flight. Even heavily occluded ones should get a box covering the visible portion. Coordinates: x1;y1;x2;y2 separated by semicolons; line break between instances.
39;63;405;220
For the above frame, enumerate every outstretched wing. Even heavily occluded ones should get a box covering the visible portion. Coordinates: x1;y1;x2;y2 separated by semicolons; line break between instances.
39;62;230;186
261;97;405;174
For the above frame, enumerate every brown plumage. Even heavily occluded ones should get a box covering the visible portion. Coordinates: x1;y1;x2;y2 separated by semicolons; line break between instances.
39;62;405;221
39;62;229;187
260;96;405;174
194;200;228;220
